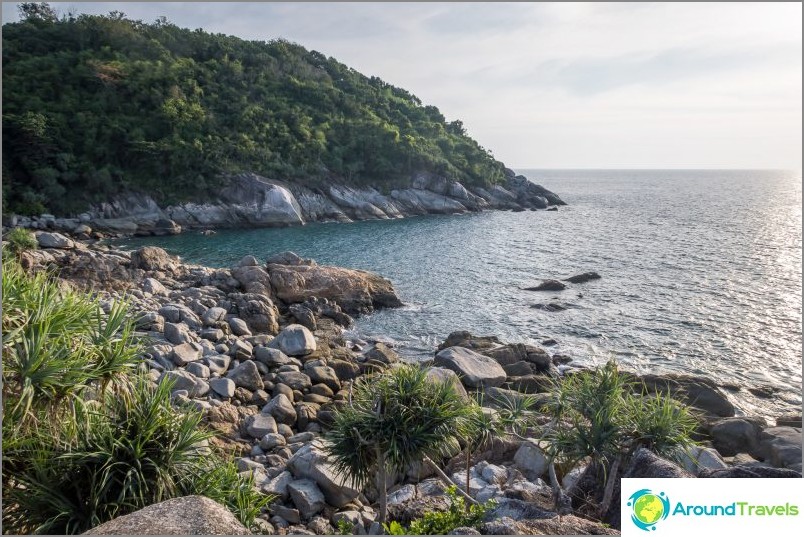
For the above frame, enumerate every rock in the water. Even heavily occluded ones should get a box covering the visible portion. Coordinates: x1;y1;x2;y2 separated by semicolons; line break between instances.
83;495;249;535
274;324;317;356
563;272;601;284
35;231;74;249
268;261;402;314
288;479;327;519
523;279;566;292
434;346;507;389
130;246;174;271
287;441;360;507
227;360;264;391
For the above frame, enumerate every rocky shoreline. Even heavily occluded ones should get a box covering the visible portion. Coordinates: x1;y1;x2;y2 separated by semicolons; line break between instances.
3;170;565;238
9;230;802;535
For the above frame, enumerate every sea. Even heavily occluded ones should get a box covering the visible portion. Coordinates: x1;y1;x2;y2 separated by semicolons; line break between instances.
116;169;803;417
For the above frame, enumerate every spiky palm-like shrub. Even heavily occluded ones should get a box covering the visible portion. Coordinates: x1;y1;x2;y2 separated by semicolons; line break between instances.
2;258;272;534
325;364;475;524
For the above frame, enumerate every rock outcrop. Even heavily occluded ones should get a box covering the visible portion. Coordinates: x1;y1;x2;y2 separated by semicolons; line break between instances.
39;171;566;236
83;496;249;535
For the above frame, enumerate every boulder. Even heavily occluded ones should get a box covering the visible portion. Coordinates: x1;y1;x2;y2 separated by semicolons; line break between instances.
268;261;402;314
289;303;317;331
676;446;728;475
365;343;399;365
130;246;174;271
164;322;191;345
209;377;235;398
83;495;248;535
246;413;278;438
306;366;340;392
227;360;264;391
276;371;313;391
437;331;502;352
637;373;735;417
35;231;74;249
288;479;327;519
513;441;548;479
424;367;470;402
564;272;601;284
228;317;252;337
754;427;802;470
262;470;294;500
264;393;298;425
434;347;507;389
255;347;292;367
699;466;802;478
228;292;280;335
274;324;317;356
159;370;209;398
622;448;693;479
523;279;566;292
142;277;168;296
202;307;228;326
710;418;763;456
287;441;360;507
171;342;202;366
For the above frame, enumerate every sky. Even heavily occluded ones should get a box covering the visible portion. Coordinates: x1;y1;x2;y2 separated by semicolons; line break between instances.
2;2;802;170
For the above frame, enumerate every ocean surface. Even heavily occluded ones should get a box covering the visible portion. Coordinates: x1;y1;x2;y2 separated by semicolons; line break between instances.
117;169;803;417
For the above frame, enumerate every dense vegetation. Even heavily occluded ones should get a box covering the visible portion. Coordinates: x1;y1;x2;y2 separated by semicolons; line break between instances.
2;3;508;215
1;249;270;534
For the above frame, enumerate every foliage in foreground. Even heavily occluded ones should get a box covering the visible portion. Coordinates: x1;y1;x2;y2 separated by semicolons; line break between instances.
324;364;475;523
544;360;698;514
1;257;270;534
3;227;38;255
384;486;496;535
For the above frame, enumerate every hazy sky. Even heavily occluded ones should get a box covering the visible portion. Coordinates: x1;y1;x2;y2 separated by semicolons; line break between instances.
3;2;802;169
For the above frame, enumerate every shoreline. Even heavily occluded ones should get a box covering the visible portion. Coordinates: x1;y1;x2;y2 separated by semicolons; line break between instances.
3;228;801;535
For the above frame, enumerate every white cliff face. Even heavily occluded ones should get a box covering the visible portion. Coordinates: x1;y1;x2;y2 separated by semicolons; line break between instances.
85;171;565;235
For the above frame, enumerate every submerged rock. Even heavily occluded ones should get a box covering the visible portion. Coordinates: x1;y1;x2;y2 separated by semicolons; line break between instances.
563;272;601;284
523;279;566;292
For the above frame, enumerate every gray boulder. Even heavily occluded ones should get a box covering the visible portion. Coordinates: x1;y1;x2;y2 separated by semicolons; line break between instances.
228;317;252;336
276;371;312;391
287;441;360;507
171;342;202;366
306;366;340;392
434;347;507;388
264;393;298;425
275;324;317;356
513;440;548;479
83;495;248;535
425;367;470;402
227;360;264;391
754;427;802;470
35;231;74;249
202;307;228;326
255;346;292;367
622;448;693;478
209;377;235;398
159;370;209;398
246;413;278;438
710;418;763;456
288;479;327;519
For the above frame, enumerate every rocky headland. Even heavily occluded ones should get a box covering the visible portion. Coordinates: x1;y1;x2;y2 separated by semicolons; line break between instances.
9;230;802;535
4;170;564;238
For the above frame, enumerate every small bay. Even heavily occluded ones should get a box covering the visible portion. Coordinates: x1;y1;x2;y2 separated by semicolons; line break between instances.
117;169;802;416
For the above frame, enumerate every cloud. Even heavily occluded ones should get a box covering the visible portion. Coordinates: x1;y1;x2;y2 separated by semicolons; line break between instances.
2;1;801;168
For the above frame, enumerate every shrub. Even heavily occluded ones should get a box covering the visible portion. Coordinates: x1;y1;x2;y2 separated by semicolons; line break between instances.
3;227;38;255
325;364;475;524
2;258;271;534
384;486;495;535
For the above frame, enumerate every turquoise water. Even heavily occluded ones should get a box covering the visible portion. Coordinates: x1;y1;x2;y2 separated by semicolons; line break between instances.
117;170;803;416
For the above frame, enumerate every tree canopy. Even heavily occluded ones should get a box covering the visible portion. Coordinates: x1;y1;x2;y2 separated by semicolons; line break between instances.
2;4;508;215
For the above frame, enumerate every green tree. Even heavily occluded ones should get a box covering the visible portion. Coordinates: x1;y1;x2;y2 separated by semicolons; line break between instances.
325;364;475;524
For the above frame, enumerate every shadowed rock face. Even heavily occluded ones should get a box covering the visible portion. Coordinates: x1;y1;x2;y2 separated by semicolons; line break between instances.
84;172;565;235
83;495;249;535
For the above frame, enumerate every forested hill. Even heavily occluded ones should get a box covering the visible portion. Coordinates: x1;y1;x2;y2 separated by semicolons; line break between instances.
2;5;510;216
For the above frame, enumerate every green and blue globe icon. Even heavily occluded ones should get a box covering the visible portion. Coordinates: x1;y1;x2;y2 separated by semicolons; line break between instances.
628;489;670;531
